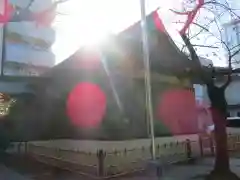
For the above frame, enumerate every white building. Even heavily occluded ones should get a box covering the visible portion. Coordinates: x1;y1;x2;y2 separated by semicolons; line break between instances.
224;76;240;117
223;19;240;68
0;0;56;77
197;75;240;117
0;0;55;94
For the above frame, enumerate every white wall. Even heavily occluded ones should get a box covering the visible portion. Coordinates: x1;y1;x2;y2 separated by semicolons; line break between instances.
225;80;240;105
229;110;240;117
199;80;240;106
225;80;240;116
199;79;240;116
5;0;56;76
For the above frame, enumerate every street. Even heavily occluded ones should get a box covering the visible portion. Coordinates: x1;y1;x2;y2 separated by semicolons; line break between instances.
0;164;31;180
2;156;240;180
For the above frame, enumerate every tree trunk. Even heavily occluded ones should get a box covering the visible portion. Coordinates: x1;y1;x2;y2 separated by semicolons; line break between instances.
207;84;230;173
207;109;239;180
211;108;229;172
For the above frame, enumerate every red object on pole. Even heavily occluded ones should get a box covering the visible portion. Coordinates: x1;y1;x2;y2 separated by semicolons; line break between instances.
153;9;166;33
0;0;13;24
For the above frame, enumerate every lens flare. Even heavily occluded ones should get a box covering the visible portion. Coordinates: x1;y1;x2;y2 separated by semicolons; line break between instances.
157;89;198;134
66;82;106;128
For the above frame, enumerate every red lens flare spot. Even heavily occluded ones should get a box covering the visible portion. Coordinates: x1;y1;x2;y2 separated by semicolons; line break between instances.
66;82;106;128
157;89;198;134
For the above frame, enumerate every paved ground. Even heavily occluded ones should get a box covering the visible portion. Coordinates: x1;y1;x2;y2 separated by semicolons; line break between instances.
0;163;84;180
2;156;240;180
119;158;240;180
3;154;82;180
0;164;32;180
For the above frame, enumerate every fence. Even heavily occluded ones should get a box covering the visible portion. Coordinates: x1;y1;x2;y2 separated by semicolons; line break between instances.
7;133;240;179
103;139;199;177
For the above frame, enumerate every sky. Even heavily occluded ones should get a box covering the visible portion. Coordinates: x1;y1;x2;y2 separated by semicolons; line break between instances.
6;0;240;68
52;0;158;63
40;0;192;64
52;0;240;66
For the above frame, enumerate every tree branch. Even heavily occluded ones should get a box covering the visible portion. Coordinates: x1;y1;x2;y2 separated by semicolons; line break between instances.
208;1;240;19
230;44;240;51
221;56;232;90
173;21;209;33
181;33;213;85
230;46;240;58
188;20;233;89
220;41;233;89
26;0;35;9
176;18;234;84
189;7;227;40
191;44;219;48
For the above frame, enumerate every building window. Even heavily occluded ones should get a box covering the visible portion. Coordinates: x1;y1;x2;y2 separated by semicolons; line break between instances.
227;112;231;117
237;112;240;117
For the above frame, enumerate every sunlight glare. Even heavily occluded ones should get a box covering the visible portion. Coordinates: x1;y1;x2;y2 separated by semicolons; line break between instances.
58;0;112;45
51;0;116;63
51;0;188;64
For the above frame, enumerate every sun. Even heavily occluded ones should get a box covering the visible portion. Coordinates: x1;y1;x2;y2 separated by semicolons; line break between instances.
65;0;111;46
56;0;112;45
51;0;115;64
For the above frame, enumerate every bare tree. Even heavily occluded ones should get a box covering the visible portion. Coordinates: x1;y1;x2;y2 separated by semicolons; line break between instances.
157;0;240;179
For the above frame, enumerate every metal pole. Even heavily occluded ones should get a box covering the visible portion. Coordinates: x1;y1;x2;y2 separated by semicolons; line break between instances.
139;0;156;160
1;25;6;77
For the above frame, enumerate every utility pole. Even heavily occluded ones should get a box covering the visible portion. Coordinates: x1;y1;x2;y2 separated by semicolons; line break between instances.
1;25;6;77
139;0;156;160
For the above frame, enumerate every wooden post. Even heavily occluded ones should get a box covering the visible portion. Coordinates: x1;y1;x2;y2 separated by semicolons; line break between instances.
157;144;160;156
97;149;106;177
209;136;215;156
198;135;203;157
24;142;28;154
17;142;21;154
186;139;192;159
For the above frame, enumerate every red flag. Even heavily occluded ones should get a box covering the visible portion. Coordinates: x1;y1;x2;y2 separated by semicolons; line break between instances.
0;0;13;24
153;9;166;33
